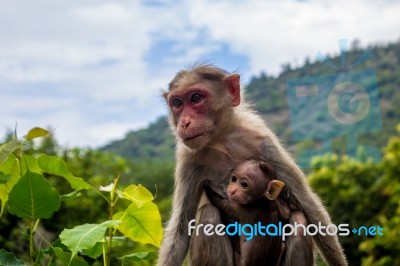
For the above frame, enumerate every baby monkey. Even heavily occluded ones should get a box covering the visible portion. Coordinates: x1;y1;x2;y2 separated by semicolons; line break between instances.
208;160;313;266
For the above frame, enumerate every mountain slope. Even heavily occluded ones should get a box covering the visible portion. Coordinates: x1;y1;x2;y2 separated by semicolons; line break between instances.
102;40;400;161
101;116;175;160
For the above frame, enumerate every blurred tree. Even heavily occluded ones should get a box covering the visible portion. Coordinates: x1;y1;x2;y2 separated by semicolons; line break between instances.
308;125;400;266
358;125;400;266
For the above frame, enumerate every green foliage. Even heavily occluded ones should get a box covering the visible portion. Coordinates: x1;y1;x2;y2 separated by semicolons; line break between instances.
118;251;157;263
308;125;400;265
0;249;25;266
60;220;121;264
0;139;19;165
126;160;174;201
113;201;162;247
8;170;61;219
0;155;20;217
37;154;92;190
0;127;163;266
356;125;400;266
118;184;155;206
53;247;89;266
24;127;49;140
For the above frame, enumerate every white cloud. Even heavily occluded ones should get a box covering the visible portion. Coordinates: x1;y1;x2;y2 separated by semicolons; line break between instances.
0;0;399;147
73;3;133;24
186;0;400;75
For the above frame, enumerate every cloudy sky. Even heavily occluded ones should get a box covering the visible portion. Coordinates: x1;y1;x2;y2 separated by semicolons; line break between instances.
1;0;399;148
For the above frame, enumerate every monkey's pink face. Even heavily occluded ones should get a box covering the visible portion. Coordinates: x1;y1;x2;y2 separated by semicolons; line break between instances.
167;86;215;149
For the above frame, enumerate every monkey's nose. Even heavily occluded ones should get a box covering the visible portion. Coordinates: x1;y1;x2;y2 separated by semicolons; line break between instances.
182;120;191;129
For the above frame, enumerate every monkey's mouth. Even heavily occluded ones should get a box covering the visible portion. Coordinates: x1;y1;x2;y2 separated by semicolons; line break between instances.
227;195;239;203
183;133;204;141
228;195;249;205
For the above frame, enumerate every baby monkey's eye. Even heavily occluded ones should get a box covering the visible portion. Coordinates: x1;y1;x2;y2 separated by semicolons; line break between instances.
240;181;248;189
230;176;237;183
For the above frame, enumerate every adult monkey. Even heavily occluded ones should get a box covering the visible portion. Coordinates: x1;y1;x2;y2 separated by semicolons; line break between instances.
158;64;347;266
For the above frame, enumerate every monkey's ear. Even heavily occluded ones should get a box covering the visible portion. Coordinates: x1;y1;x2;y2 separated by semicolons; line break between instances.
162;90;169;101
265;180;285;200
224;74;241;107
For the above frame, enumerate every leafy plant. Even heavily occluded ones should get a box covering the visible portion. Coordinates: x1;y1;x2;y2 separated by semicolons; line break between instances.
308;125;400;266
0;127;163;265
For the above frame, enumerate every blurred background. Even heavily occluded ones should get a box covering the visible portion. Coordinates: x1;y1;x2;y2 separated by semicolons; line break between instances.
1;0;400;265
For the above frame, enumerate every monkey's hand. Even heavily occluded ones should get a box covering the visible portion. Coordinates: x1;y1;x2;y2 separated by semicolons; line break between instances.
204;184;244;220
204;184;232;209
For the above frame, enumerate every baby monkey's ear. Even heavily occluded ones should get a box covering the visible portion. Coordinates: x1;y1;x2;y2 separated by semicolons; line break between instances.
264;180;285;200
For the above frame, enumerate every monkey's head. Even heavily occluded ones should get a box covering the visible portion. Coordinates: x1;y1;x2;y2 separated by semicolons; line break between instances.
227;160;285;204
164;64;241;150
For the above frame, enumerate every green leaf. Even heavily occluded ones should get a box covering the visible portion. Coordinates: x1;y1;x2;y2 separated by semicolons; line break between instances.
59;220;121;264
0;155;20;217
53;247;89;266
119;184;154;207
0;172;11;184
60;190;82;202
24;127;49;140
8;170;61;219
82;236;126;259
117;251;157;263
0;139;19;165
113;201;163;247
0;249;25;266
81;242;103;259
38;154;92;190
21;155;41;174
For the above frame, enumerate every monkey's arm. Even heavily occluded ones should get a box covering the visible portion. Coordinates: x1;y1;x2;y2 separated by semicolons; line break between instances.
205;185;243;220
260;140;347;266
276;198;290;220
157;164;203;266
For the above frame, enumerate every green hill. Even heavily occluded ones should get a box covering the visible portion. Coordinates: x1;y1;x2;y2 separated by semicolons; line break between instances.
102;40;400;161
101;116;175;161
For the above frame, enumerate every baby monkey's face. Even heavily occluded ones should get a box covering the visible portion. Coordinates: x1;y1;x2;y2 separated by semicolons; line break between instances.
227;161;267;204
227;160;284;204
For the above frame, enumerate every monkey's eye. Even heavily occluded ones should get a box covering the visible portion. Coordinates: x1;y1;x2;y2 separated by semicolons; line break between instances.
240;181;248;189
230;176;237;183
171;98;183;107
190;93;203;103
